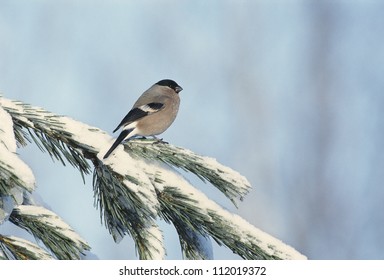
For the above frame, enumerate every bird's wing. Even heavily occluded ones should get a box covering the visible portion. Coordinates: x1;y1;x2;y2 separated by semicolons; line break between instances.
113;102;164;132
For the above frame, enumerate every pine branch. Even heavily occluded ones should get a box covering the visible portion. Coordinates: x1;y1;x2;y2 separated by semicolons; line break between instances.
128;139;250;206
0;96;306;260
9;205;90;260
1;99;92;181
150;166;304;260
0;235;53;260
0;100;90;260
0;106;35;198
93;160;165;259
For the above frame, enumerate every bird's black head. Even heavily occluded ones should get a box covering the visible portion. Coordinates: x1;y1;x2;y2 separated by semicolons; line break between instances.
156;79;183;93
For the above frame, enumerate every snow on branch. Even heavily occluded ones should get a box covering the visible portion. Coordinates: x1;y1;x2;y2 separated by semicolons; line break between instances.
0;105;35;224
0;98;93;181
0;235;53;260
0;105;35;196
93;160;165;259
143;162;306;260
0;96;307;260
9;205;90;259
128;140;250;206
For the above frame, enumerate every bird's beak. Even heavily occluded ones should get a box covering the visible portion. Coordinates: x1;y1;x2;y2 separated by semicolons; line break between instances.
175;86;183;93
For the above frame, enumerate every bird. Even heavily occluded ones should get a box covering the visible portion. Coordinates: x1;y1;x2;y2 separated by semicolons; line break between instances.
103;79;183;159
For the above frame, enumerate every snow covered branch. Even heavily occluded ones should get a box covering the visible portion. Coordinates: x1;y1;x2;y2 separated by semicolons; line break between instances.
0;96;306;260
9;205;90;259
0;105;35;219
0;235;53;260
143;163;304;260
129;140;250;206
0;99;90;260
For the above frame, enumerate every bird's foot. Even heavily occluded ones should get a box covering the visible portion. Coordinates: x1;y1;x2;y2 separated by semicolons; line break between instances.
152;137;168;145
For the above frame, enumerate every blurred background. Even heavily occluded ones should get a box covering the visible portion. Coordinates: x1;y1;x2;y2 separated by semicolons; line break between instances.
1;0;383;259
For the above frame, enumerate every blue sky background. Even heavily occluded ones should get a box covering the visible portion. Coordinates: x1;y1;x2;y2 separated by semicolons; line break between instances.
1;0;384;259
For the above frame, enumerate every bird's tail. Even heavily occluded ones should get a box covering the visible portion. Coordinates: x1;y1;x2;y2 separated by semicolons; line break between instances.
103;128;133;159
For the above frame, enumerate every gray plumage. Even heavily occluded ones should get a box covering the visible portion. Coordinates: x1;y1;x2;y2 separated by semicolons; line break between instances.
103;79;182;159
